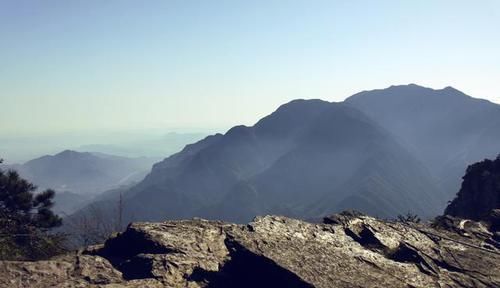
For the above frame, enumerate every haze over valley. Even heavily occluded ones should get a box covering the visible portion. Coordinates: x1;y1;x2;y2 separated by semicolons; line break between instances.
1;2;500;286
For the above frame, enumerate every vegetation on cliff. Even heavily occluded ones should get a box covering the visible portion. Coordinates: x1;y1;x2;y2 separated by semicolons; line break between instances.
445;154;500;221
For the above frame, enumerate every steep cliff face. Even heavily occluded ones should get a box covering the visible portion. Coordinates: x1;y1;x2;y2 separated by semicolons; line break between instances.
1;212;499;287
445;155;500;222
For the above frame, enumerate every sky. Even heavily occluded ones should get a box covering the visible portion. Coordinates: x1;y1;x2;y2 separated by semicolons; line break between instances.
1;0;499;136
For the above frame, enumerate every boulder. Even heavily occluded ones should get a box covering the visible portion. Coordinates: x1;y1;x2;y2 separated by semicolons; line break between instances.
1;213;499;287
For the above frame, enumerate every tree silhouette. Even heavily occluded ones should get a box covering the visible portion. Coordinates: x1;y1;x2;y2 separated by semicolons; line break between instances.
0;158;64;260
396;212;421;224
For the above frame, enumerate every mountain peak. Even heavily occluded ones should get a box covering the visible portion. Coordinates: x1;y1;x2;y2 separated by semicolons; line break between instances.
361;83;467;94
346;84;478;105
57;150;81;156
442;85;458;91
266;99;331;117
389;83;425;89
54;150;94;160
253;99;333;137
440;85;469;96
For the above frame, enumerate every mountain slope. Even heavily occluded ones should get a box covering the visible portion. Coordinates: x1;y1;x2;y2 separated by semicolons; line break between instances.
198;103;444;221
345;84;500;198
115;100;444;223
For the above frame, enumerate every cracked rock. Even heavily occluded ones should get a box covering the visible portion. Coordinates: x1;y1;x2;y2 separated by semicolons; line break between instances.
0;213;499;287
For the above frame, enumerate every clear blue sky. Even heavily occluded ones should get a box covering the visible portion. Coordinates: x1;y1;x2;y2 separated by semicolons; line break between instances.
1;0;499;135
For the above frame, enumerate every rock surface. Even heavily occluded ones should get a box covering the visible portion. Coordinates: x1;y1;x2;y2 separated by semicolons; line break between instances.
1;212;500;287
445;155;500;224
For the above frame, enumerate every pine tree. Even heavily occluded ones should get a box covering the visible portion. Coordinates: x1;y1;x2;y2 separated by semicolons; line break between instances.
0;158;64;260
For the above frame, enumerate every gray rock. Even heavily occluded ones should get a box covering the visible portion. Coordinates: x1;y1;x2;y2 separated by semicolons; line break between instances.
1;213;499;287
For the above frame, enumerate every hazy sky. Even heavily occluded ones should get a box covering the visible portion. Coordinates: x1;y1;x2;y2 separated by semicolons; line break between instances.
1;0;499;136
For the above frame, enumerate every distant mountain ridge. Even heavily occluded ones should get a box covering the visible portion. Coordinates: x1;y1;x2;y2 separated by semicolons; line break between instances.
16;150;154;195
5;150;156;214
0;132;206;164
71;84;500;224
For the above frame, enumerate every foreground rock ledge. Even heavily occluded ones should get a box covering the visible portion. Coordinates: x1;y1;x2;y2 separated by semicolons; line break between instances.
1;212;499;288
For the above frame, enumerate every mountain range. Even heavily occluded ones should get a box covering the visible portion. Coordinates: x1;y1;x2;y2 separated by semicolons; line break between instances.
3;150;156;214
69;84;500;224
346;84;500;198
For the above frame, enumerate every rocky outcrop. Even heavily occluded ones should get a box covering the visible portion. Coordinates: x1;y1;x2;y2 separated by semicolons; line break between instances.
1;212;499;287
445;155;500;225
